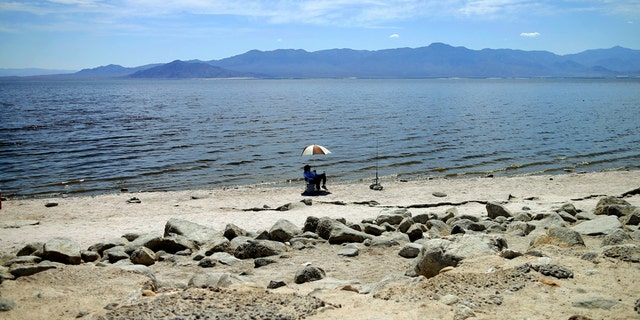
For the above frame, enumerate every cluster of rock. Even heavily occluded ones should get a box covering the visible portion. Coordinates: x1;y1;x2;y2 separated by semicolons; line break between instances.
1;194;639;315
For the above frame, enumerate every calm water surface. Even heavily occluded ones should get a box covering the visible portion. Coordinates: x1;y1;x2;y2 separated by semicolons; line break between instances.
1;78;639;198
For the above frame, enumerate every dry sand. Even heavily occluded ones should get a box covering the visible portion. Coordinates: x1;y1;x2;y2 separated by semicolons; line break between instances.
1;170;639;319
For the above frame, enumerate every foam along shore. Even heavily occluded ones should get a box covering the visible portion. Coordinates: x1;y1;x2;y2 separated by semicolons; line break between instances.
0;170;639;319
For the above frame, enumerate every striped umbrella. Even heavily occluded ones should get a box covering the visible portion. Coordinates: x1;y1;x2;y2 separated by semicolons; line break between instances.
301;144;331;156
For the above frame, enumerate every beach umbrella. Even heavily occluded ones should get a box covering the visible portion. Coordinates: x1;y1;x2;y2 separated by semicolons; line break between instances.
301;144;331;156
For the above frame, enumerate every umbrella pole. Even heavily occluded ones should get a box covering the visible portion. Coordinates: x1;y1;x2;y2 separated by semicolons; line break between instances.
370;140;383;190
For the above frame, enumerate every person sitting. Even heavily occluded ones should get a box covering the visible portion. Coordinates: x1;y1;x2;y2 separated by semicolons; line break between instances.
303;165;328;191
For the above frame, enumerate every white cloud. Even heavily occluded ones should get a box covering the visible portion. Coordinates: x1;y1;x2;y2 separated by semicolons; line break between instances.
520;32;541;37
389;33;400;38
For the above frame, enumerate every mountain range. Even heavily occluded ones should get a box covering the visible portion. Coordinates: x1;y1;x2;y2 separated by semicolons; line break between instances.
6;43;640;79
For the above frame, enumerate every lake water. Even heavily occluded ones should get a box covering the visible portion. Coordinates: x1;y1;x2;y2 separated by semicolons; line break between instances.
1;78;639;198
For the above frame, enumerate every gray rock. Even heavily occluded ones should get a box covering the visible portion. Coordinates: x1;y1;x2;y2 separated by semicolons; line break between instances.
16;242;44;256
210;252;241;265
10;261;57;278
529;227;585;249
254;257;277;268
188;272;244;288
164;218;218;246
499;249;523;259
328;225;373;244
0;266;14;283
223;223;247;240
622;210;640;226
432;192;447;198
267;280;287;289
316;217;346;240
0;297;16;312
398;243;422;258
88;237;128;256
507;221;536;236
363;223;386;236
81;250;100;263
601;244;639;262
413;213;435;224
337;246;359;257
103;246;130;263
376;208;412;226
576;211;598;220
557;211;578;223
5;255;42;266
198;257;216;268
532;264;573;278
572;297;617;310
409;234;507;278
594;196;634;217
602;229;632;246
397;217;414;233
302;216;320;233
486;201;513;219
202;237;232;255
405;224;424;242
130;246;156;266
42;237;82;265
269;219;300;242
572;216;622;235
556;203;579;216
425;220;452;237
294;266;326;284
234;239;286;259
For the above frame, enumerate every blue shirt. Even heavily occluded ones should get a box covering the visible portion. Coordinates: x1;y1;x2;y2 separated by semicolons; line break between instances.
303;171;317;181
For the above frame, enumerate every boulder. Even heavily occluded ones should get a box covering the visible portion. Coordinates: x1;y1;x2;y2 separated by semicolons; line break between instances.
405;224;424;242
328;225;373;244
88;237;128;256
409;234;507;278
622;210;640;226
425;220;452;237
164;218;218;246
103;246;130;263
529;227;585;249
130;247;156;266
223;223;248;240
10;262;57;278
363;223;386;236
234;240;287;259
397;217;414;233
594;196;634;217
294;266;326;284
398;243;422;258
555;203;579;216
602;229;632;246
486;202;513;219
572;216;622;236
269;219;300;242
42;237;82;265
316;218;346;240
188;272;245;288
16;242;44;257
376;208;411;226
202;237;232;255
302;216;320;233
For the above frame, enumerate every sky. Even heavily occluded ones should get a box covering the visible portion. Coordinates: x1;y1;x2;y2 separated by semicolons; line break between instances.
1;0;639;70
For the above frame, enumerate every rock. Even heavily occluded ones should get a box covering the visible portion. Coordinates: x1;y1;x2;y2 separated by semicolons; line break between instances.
635;298;640;313
316;218;346;240
337;246;359;257
602;229;632;246
188;272;244;288
164;218;218;246
223;223;247;240
363;223;386;236
5;255;42;266
500;249;523;259
202;237;232;255
529;227;585;248
622;210;640;226
234;240;287;259
572;216;622;236
254;258;277;268
507;221;536;236
454;304;475;320
532;264;573;279
268;219;300;242
44;202;58;207
398;243;422;258
198;257;216;268
0;297;16;312
16;242;44;256
210;252;241;266
397;217;414;233
432;192;447;197
328;225;373;244
88;237;128;256
556;203;579;216
0;266;14;283
594;196;634;217
267;280;287;289
601;244;639;262
294;266;326;284
81;250;101;263
42;237;82;265
405;224;424;242
572;297;617;310
130;246;156;266
413;213;435;224
302;216;320;233
557;211;578;223
103;246;130;263
10;262;57;278
409;234;507;278
425;220;452;237
376;208;412;226
486;201;513;219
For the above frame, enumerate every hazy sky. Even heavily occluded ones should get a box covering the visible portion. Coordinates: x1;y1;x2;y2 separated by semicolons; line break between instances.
1;0;639;70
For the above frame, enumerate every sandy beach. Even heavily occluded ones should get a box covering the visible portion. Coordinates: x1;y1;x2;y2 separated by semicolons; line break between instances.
1;170;639;319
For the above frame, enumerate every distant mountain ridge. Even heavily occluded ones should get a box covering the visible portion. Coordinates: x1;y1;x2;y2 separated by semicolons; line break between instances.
4;43;640;78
